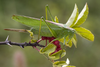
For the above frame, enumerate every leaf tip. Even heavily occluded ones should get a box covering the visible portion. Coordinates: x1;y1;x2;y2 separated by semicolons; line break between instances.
91;34;94;41
85;3;89;10
12;14;16;18
12;14;15;16
75;3;77;7
85;2;88;5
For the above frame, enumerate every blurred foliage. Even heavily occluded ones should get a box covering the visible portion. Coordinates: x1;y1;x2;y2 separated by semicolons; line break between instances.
0;0;100;67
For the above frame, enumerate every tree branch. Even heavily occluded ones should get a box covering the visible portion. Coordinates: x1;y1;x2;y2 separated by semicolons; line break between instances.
0;41;45;48
0;35;45;48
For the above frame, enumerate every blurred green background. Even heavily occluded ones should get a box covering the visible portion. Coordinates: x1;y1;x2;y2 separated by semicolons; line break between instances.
0;0;99;67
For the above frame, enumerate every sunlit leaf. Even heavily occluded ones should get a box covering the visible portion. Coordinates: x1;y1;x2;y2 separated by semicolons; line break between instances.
53;61;66;66
66;66;76;67
49;49;66;60
66;4;79;27
59;36;73;48
67;40;72;47
40;44;56;54
73;27;94;41
55;16;59;23
53;65;61;67
73;3;89;27
72;34;77;47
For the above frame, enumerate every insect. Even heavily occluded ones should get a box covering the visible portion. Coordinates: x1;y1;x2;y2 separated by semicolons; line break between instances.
5;3;94;57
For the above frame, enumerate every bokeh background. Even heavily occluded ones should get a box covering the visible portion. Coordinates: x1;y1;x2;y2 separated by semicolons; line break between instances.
0;0;100;67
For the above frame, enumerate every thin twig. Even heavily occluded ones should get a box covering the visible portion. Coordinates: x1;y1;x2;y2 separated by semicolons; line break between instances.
0;40;45;48
0;35;45;48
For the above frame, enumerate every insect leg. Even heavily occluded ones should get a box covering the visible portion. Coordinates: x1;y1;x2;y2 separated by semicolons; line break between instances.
61;36;67;58
45;5;55;22
41;16;57;37
38;17;42;40
67;32;75;44
45;5;59;23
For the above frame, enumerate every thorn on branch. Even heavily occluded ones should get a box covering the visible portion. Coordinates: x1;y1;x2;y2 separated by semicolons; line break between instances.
5;35;12;47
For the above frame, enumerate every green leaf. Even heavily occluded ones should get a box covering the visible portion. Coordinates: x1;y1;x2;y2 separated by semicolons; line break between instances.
59;37;72;47
66;4;79;27
40;44;56;54
72;34;77;47
55;16;59;23
49;49;66;60
53;65;61;67
59;31;75;48
53;61;66;66
73;27;94;41
73;3;89;27
66;66;76;67
67;39;72;47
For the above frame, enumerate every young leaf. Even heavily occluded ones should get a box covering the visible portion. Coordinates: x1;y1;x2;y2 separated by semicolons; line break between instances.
53;61;66;66
40;44;56;54
62;58;74;67
72;34;77;47
73;27;94;41
66;4;79;27
59;37;72;47
73;3;89;27
59;32;75;48
55;16;59;23
49;49;66;60
67;39;72;47
66;65;76;67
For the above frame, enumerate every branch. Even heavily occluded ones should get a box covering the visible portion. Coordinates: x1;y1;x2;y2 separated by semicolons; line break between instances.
0;35;45;48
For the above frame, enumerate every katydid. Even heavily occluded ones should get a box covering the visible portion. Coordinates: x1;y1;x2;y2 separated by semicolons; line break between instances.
10;12;75;45
5;3;94;53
